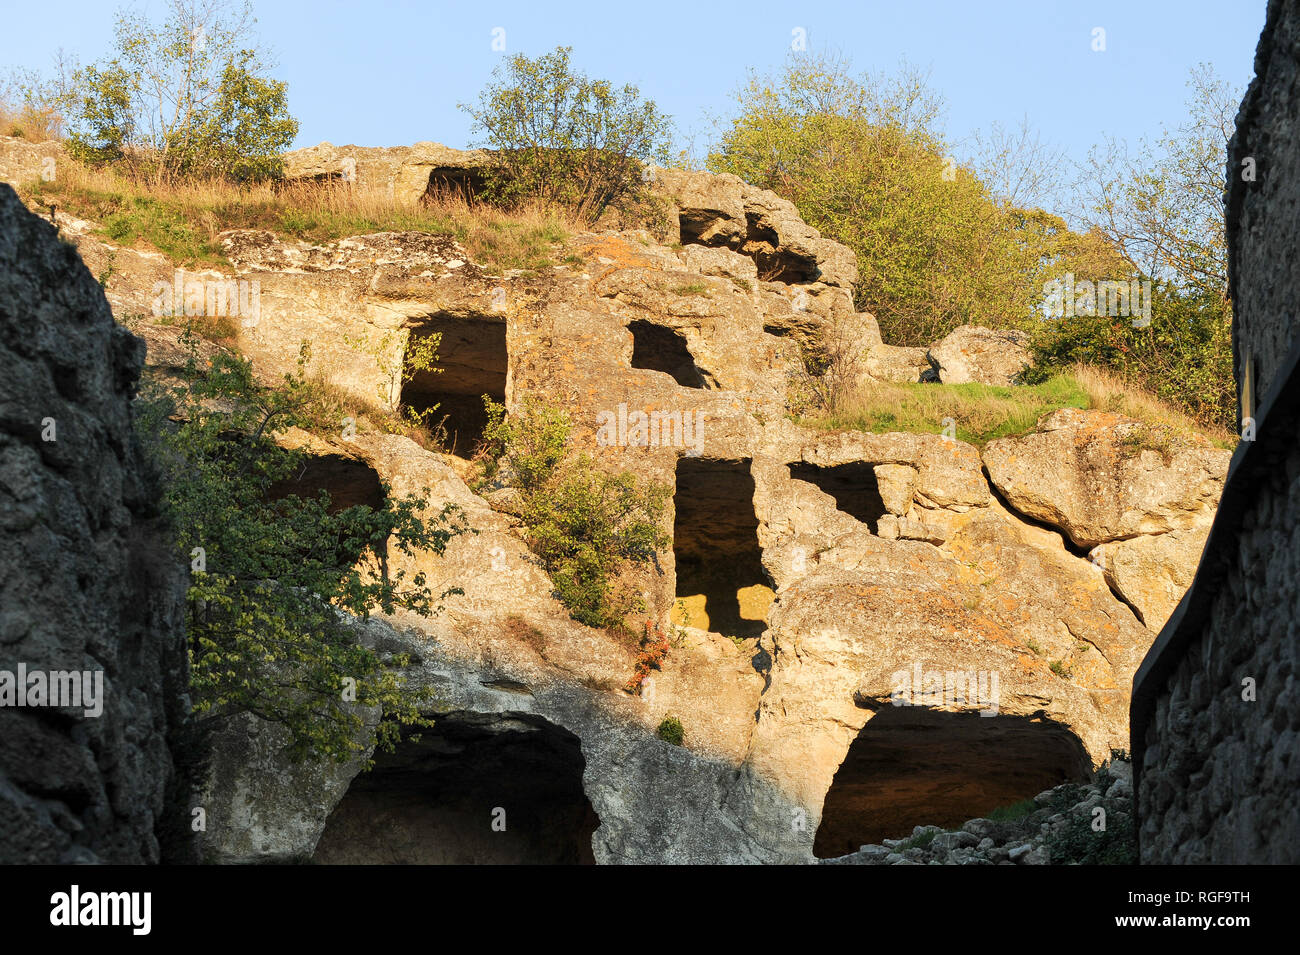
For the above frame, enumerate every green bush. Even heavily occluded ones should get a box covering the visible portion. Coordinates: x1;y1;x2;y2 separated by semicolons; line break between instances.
477;397;669;629
708;54;1064;345
656;716;685;746
139;336;466;763
461;45;673;222
1028;283;1233;431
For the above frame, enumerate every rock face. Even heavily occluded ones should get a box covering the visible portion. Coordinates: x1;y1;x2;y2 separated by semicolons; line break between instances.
0;184;190;863
983;409;1228;630
0;136;61;191
984;409;1228;549
1135;0;1300;865
11;144;1223;863
926;324;1032;386
283;140;492;205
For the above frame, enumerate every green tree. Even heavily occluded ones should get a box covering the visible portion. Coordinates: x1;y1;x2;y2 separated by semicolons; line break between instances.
139;336;467;762
1040;64;1238;429
708;52;1049;346
58;0;298;182
461;46;673;222
477;397;669;629
169;50;298;181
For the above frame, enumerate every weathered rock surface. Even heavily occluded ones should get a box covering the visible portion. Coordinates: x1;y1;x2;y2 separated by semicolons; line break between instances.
926;324;1032;386
0;183;190;863
283;140;492;204
1138;0;1300;865
0;135;62;191
11;144;1224;863
651;167;858;288
983;408;1229;548
1090;527;1210;631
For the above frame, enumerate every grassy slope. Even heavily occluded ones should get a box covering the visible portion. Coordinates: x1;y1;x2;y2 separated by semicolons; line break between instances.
805;365;1235;448
21;161;572;273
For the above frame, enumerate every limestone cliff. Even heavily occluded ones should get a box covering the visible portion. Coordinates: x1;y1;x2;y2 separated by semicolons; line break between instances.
1;145;1229;864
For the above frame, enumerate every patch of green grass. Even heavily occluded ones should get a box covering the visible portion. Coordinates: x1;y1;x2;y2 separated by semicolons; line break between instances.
668;281;709;296
809;373;1090;447
1049;659;1073;678
24;165;572;273
899;829;938;851
986;798;1038;822
53;184;229;267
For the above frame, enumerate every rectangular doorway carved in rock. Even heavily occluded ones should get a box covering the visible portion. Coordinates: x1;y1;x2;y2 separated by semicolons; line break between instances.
402;315;507;456
671;457;772;637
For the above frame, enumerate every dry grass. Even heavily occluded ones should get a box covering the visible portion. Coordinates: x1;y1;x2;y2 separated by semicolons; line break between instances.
503;614;548;655
0;98;61;141
21;159;578;272
1068;363;1235;446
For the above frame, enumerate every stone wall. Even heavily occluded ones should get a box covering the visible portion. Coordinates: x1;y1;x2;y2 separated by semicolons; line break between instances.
1136;438;1300;862
0;184;191;863
1228;0;1300;414
1134;0;1300;864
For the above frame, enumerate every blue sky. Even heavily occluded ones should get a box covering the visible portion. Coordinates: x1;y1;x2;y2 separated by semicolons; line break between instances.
3;0;1269;177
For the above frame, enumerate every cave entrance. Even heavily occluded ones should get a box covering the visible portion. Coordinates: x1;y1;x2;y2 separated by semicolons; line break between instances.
741;215;819;284
402;316;507;455
671;458;772;637
312;712;598;865
677;214;817;285
813;708;1092;858
421;166;488;204
267;454;384;514
629;320;706;388
789;462;887;527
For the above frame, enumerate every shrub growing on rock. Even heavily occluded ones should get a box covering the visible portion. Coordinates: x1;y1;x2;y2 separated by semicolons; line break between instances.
708;53;1046;345
477;396;669;629
656;716;685;746
138;336;466;762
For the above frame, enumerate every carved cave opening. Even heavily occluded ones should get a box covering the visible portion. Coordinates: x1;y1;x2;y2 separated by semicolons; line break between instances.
813;708;1093;858
421;166;488;204
741;214;819;284
312;712;598;865
789;461;888;528
676;212;817;284
629;320;707;388
671;458;773;637
401;316;507;455
266;454;385;514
